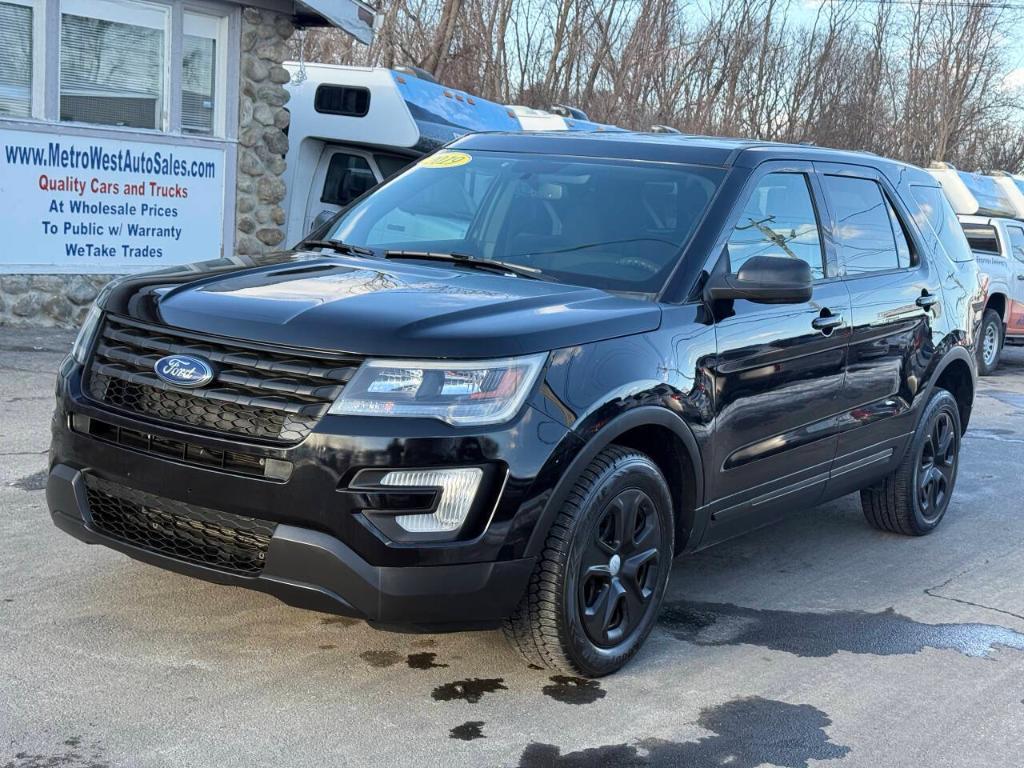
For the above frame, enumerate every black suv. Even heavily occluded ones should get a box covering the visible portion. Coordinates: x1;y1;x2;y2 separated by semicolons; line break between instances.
48;133;984;677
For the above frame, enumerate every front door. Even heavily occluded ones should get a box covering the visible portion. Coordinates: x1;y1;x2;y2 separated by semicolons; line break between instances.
304;147;383;235
704;165;852;543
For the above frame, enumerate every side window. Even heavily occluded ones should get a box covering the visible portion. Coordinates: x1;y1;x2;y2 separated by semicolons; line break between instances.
727;172;825;280
824;175;909;275
1007;227;1024;263
909;185;974;263
321;153;377;207
961;223;1000;255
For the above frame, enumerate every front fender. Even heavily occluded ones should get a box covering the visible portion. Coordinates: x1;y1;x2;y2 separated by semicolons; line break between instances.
522;405;706;559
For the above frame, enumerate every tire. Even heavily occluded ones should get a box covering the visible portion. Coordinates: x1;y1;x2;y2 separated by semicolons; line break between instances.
976;308;1002;376
503;446;674;677
860;388;961;536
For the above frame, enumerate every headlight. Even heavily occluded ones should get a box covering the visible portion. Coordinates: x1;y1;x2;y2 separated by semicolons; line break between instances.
71;304;103;365
329;353;547;425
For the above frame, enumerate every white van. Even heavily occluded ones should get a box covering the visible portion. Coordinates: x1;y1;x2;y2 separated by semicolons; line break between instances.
929;162;1024;373
280;62;621;244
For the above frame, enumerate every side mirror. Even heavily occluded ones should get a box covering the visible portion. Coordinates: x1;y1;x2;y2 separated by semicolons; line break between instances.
308;209;335;234
705;255;813;305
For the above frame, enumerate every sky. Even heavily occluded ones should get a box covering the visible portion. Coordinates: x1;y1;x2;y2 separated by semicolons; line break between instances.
790;0;1024;91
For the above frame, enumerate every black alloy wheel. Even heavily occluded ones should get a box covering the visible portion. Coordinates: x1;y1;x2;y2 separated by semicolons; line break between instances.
578;488;663;648
916;409;958;523
861;387;962;536
503;446;675;676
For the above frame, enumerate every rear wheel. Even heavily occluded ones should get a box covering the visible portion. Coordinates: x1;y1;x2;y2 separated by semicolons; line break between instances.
861;388;961;536
977;308;1002;375
503;446;674;677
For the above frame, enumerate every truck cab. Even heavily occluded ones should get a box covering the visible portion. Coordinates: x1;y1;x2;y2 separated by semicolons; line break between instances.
929;163;1024;373
280;62;620;244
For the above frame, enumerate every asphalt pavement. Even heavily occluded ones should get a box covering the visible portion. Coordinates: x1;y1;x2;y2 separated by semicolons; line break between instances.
3;328;1024;767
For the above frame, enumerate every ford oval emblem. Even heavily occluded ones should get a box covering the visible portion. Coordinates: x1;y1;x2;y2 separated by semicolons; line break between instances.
153;354;215;388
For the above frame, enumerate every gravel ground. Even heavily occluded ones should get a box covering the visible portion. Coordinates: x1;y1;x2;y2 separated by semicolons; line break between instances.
3;328;1024;768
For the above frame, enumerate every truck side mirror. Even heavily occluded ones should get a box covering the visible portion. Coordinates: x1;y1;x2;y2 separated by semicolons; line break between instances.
308;210;335;234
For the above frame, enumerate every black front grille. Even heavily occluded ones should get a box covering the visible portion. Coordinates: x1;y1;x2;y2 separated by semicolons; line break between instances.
85;476;276;576
85;316;361;444
84;416;288;479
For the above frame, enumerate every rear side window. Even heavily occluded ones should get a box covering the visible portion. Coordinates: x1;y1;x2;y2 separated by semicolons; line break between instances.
961;223;1000;255
321;153;377;207
824;175;912;275
1007;226;1024;263
909;185;974;263
727;172;825;280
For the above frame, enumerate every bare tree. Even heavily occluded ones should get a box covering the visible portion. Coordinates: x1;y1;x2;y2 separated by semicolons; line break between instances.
291;0;1024;171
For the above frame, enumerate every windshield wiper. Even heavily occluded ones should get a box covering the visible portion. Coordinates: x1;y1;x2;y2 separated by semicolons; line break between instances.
506;236;681;259
383;250;551;281
301;239;375;257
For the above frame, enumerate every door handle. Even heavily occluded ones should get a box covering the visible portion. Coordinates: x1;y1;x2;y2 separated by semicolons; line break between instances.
1016;275;1024;281
812;314;844;332
916;292;939;309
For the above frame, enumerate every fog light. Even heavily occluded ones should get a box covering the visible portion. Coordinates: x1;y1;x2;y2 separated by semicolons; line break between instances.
380;468;483;533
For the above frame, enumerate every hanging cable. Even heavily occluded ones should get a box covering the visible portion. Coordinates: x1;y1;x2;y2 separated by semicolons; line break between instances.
292;27;308;85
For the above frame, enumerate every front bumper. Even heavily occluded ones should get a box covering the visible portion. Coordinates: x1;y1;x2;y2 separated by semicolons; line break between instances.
47;463;535;628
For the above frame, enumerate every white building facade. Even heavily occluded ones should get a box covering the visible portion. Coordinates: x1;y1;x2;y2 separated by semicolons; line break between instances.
0;0;373;324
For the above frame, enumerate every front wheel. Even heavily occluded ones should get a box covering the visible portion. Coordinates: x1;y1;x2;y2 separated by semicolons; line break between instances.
503;446;674;677
977;308;1002;376
861;388;961;535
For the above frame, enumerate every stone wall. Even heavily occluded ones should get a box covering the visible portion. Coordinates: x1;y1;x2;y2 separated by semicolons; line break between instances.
0;6;295;327
0;275;109;326
235;7;294;258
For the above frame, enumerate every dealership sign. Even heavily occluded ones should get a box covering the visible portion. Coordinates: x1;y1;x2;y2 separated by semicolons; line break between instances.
0;128;226;273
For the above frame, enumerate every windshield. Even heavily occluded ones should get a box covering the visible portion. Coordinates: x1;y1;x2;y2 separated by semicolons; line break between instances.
325;150;724;293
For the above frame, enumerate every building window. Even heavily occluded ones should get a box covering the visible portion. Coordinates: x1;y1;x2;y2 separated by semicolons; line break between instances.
59;0;169;130
0;0;36;118
183;11;227;136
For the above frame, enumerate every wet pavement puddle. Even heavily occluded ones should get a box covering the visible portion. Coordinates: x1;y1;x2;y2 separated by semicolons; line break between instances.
540;676;606;705
431;678;508;703
449;721;486;741
659;600;1024;658
519;696;849;767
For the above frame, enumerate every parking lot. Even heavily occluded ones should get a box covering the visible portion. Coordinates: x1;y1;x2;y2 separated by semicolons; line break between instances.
3;328;1024;768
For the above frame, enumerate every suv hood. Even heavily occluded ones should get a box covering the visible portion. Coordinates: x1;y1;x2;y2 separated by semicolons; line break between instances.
105;253;662;357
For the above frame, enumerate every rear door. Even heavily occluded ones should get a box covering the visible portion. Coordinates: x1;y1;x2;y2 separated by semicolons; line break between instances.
815;163;944;495
704;163;852;542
